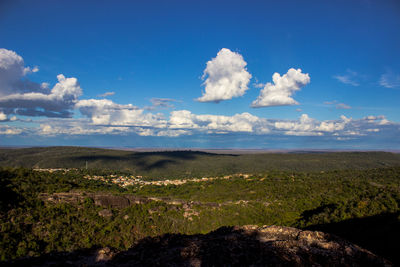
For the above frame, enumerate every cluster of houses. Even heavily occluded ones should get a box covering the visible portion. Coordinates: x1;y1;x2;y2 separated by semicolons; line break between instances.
34;168;78;173
83;173;251;188
33;168;251;188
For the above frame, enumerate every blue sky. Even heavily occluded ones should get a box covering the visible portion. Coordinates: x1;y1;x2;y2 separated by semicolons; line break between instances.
0;0;399;149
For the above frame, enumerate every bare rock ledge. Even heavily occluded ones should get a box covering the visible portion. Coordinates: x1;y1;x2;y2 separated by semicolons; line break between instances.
11;225;392;266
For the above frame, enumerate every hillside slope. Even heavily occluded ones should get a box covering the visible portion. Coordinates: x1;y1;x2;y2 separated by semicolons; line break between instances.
1;147;400;179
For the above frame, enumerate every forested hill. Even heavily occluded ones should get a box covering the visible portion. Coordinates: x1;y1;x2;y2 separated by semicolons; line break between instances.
1;146;400;179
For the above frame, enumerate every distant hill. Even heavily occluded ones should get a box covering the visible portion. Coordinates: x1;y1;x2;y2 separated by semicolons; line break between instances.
1;146;400;179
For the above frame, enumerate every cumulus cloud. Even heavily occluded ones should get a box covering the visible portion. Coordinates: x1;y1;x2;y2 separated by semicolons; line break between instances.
379;71;400;88
273;114;351;136
0;125;23;135
0;48;82;118
362;115;391;125
0;74;82;118
197;48;251;102
5;107;398;140
333;69;360;86
0;48;48;97
169;110;267;134
251;68;310;107
0;111;7;121
76;98;166;127
1;48;398;144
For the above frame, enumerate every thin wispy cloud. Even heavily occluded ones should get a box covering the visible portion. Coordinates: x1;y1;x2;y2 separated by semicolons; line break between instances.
333;69;360;86
324;100;352;110
379;71;400;88
336;103;352;109
97;91;115;97
145;98;179;110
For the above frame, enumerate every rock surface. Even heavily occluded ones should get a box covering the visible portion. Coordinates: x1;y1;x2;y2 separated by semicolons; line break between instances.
11;225;391;266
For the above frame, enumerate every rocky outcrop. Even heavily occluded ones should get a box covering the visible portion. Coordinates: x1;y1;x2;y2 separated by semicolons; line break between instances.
108;225;391;266
12;225;392;266
39;192;157;208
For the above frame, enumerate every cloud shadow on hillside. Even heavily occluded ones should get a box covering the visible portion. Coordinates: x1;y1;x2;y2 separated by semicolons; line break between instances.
71;150;237;171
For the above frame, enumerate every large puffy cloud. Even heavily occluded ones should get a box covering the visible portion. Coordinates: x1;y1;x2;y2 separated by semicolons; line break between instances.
169;110;267;133
0;48;82;118
76;98;166;127
0;48;45;96
30;111;397;139
0;124;23;135
197;48;252;102
4;108;397;140
0;74;82;118
274;114;351;136
0;111;7;121
251;68;310;107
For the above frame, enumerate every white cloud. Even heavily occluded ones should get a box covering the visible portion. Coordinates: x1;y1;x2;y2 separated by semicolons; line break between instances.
0;112;7;121
76;98;166;127
362;115;391;126
0;125;23;135
6;109;398;140
334;75;359;86
0;48;82;118
0;48;25;96
157;129;191;137
0;74;82;118
0;48;46;97
379;71;400;88
366;128;379;132
169;110;266;133
273;114;351;136
39;120;132;136
251;68;310;108
197;48;251;102
1;48;398;143
334;76;358;86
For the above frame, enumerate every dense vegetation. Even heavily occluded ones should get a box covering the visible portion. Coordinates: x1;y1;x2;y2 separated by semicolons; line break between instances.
1;159;399;264
1;147;400;179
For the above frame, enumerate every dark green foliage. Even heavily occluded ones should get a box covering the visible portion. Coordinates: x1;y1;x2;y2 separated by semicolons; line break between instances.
0;154;399;263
